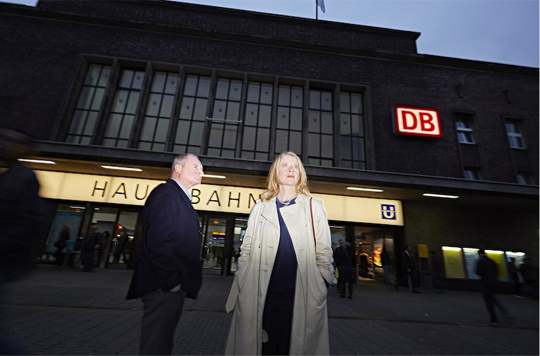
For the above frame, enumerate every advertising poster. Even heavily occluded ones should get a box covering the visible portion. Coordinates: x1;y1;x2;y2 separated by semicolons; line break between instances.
463;248;480;280
442;247;466;279
486;251;508;280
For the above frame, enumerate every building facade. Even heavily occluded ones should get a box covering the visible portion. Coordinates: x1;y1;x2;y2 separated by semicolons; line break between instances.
1;0;538;289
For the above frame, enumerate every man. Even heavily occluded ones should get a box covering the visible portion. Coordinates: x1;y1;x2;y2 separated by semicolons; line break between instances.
82;223;101;272
381;247;392;285
333;239;355;298
395;245;420;293
475;249;511;326
0;128;47;353
126;153;204;355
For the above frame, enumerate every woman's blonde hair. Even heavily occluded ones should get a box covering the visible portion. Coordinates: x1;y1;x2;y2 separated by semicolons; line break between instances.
261;151;311;202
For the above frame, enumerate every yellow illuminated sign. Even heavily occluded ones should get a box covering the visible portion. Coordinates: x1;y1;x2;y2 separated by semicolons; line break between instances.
35;170;403;225
442;247;466;279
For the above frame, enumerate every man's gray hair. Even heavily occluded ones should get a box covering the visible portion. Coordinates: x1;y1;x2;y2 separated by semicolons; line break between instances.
171;153;196;174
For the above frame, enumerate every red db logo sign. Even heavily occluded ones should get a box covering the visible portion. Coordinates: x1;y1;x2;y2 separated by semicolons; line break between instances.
394;106;442;138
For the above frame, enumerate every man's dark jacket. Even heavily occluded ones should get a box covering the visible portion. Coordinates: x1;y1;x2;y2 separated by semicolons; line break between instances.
126;179;203;300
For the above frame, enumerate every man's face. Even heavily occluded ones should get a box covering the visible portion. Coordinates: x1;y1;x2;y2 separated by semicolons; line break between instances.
175;155;204;189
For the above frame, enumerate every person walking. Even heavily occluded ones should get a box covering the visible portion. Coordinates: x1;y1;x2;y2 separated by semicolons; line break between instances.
225;151;334;355
430;250;445;292
126;153;204;355
475;249;511;326
334;240;355;298
395;245;420;293
54;225;70;266
82;223;101;272
0;127;49;354
381;247;392;285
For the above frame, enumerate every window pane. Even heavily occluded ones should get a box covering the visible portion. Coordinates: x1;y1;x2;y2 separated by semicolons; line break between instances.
152;72;166;92
189;121;205;145
242;127;255;150
290;131;302;154
140;117;156;141
260;83;273;104
245;103;258;126
259;106;271;127
257;128;270;151
183;75;198;96
154;118;168;142
179;97;194;119
277;107;289;129
290;108;303;130
146;93;161;116
193;98;208;120
160;95;174;117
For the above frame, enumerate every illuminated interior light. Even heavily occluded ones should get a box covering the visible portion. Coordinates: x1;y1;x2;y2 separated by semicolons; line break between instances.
101;165;142;172
18;158;56;164
70;206;86;210
485;250;504;255
347;187;384;193
443;246;463;251
463;247;478;253
202;174;226;179
423;193;459;199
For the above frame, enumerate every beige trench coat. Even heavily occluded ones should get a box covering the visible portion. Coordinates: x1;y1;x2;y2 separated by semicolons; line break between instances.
225;194;334;355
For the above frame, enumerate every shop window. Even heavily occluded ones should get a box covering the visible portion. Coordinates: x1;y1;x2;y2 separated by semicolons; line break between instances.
138;71;178;151
174;74;211;154
308;89;333;166
339;91;365;169
66;64;112;145
505;120;526;149
102;69;145;148
241;81;273;160
455;113;475;144
207;78;242;158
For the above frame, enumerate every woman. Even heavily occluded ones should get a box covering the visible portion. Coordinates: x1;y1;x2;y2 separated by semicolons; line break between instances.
225;152;334;355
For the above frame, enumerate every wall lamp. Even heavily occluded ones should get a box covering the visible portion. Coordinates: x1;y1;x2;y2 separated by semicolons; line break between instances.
347;187;383;193
202;174;226;179
18;158;56;164
423;193;459;199
101;165;142;172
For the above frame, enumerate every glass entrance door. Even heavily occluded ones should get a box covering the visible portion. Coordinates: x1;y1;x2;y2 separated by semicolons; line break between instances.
200;213;249;275
202;215;228;274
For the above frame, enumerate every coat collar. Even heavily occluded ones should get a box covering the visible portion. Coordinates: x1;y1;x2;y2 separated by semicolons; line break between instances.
259;194;311;228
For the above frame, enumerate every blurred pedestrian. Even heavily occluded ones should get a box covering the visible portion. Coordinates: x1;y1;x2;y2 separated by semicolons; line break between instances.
358;249;368;278
507;257;521;297
96;230;110;267
54;225;70;266
475;249;511;326
519;257;539;299
430;250;445;292
225;152;334;355
381;247;392;285
0;127;48;354
126;153;204;355
334;239;355;298
395;245;421;293
114;227;129;263
82;223;101;272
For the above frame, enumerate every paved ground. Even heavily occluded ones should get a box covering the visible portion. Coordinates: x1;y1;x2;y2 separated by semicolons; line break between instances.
0;265;538;355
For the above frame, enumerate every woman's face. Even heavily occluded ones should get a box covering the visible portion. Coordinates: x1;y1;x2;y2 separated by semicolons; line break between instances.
277;155;300;188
